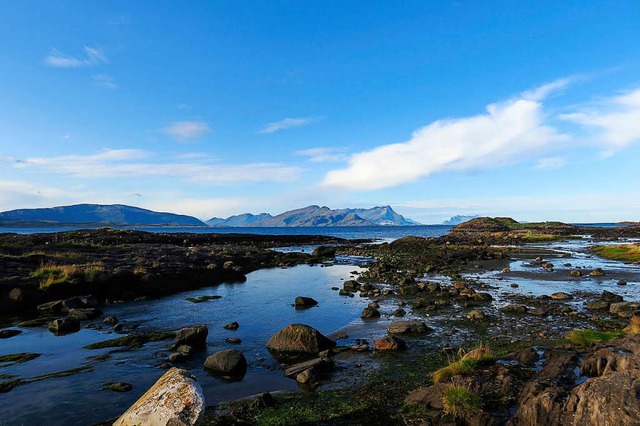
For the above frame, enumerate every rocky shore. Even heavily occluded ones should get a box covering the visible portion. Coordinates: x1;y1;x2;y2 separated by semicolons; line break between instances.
2;218;640;425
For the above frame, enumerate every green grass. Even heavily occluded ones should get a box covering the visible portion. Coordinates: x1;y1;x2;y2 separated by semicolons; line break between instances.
442;384;482;420
592;244;640;263
566;329;624;346
30;262;104;289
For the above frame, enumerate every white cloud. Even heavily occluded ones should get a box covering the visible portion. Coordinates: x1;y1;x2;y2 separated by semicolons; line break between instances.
560;87;640;151
163;121;210;142
45;46;108;68
534;157;566;170
296;147;348;163
92;73;118;89
12;149;300;184
323;80;570;191
257;117;315;134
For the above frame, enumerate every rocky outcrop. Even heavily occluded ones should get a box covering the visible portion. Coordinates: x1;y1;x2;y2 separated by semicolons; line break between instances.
113;367;204;426
266;324;336;354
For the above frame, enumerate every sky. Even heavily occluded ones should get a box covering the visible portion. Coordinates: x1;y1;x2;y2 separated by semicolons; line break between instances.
1;1;640;224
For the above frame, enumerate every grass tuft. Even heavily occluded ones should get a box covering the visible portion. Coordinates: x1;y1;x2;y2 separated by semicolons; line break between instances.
30;262;104;289
441;383;482;420
432;343;494;384
566;329;624;346
624;316;640;335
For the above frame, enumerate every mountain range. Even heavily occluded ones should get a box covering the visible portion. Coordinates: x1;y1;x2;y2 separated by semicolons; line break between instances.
207;205;420;227
442;215;480;225
0;204;420;228
0;204;207;227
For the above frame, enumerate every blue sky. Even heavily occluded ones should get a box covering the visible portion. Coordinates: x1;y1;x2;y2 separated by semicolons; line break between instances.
1;1;640;223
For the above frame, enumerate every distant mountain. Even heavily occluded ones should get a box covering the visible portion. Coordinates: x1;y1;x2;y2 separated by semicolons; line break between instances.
0;204;207;227
206;213;273;227
207;205;419;227
442;215;480;225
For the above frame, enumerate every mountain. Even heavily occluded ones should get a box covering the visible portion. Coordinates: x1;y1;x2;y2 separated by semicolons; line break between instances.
442;215;480;225
206;213;273;227
207;205;419;227
0;204;207;227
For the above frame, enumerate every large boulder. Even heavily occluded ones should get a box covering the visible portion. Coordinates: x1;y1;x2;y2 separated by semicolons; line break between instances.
387;320;431;335
113;367;204;426
175;325;208;350
294;296;318;308
374;335;406;351
204;349;247;377
267;324;336;354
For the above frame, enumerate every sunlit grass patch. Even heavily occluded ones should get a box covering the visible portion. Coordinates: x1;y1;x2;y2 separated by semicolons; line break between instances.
566;329;624;346
592;244;640;263
30;262;104;289
432;343;495;384
442;383;482;420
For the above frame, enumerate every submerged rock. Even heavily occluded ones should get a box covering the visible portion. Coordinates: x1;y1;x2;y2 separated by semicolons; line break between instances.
113;367;204;426
224;322;240;330
0;329;22;339
267;324;336;354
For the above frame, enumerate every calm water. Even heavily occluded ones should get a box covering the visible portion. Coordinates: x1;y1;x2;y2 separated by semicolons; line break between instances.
0;225;453;241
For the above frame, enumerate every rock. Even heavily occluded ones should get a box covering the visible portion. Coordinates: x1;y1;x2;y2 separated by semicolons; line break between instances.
48;318;80;335
103;315;118;324
80;295;99;307
312;246;336;258
284;357;334;377
569;269;582;277
0;329;21;339
590;268;605;277
387;320;431;335
226;337;242;344
337;333;348;339
610;302;640;318
601;290;624;303
393;307;406;317
586;300;610;311
343;280;360;292
223;322;240;330
618;279;628;286
338;289;354;297
68;307;103;320
177;345;195;355
374;336;406;351
267;324;336;354
16;318;49;327
505;348;540;366
113;367;204;426
114;324;123;332
467;309;486;320
169;352;188;363
204;349;247;377
511;381;566;426
368;301;380;309
294;296;318;308
502;304;528;314
427;282;441;293
580;336;640;377
473;292;493;302
105;382;133;392
404;384;446;409
565;371;640;425
503;267;511;273
249;393;278;410
360;307;381;319
529;308;547;316
175;325;208;350
551;292;573;301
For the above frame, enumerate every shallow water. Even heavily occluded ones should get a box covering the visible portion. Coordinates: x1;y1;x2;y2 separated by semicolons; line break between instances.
0;263;376;425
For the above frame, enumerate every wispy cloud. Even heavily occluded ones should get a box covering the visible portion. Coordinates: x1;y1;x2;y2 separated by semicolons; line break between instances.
44;46;108;68
296;147;348;163
163;121;210;142
560;87;640;151
323;79;571;190
534;157;566;170
257;117;316;134
11;149;300;184
92;73;118;89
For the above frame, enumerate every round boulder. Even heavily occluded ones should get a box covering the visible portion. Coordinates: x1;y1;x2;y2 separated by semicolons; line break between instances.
204;349;247;377
267;324;336;354
374;335;406;351
294;296;318;308
360;307;381;319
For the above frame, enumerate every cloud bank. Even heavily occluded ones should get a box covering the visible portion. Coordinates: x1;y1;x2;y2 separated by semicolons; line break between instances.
324;81;569;190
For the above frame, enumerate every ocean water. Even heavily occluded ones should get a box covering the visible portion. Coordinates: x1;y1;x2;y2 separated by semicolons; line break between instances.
0;225;454;241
